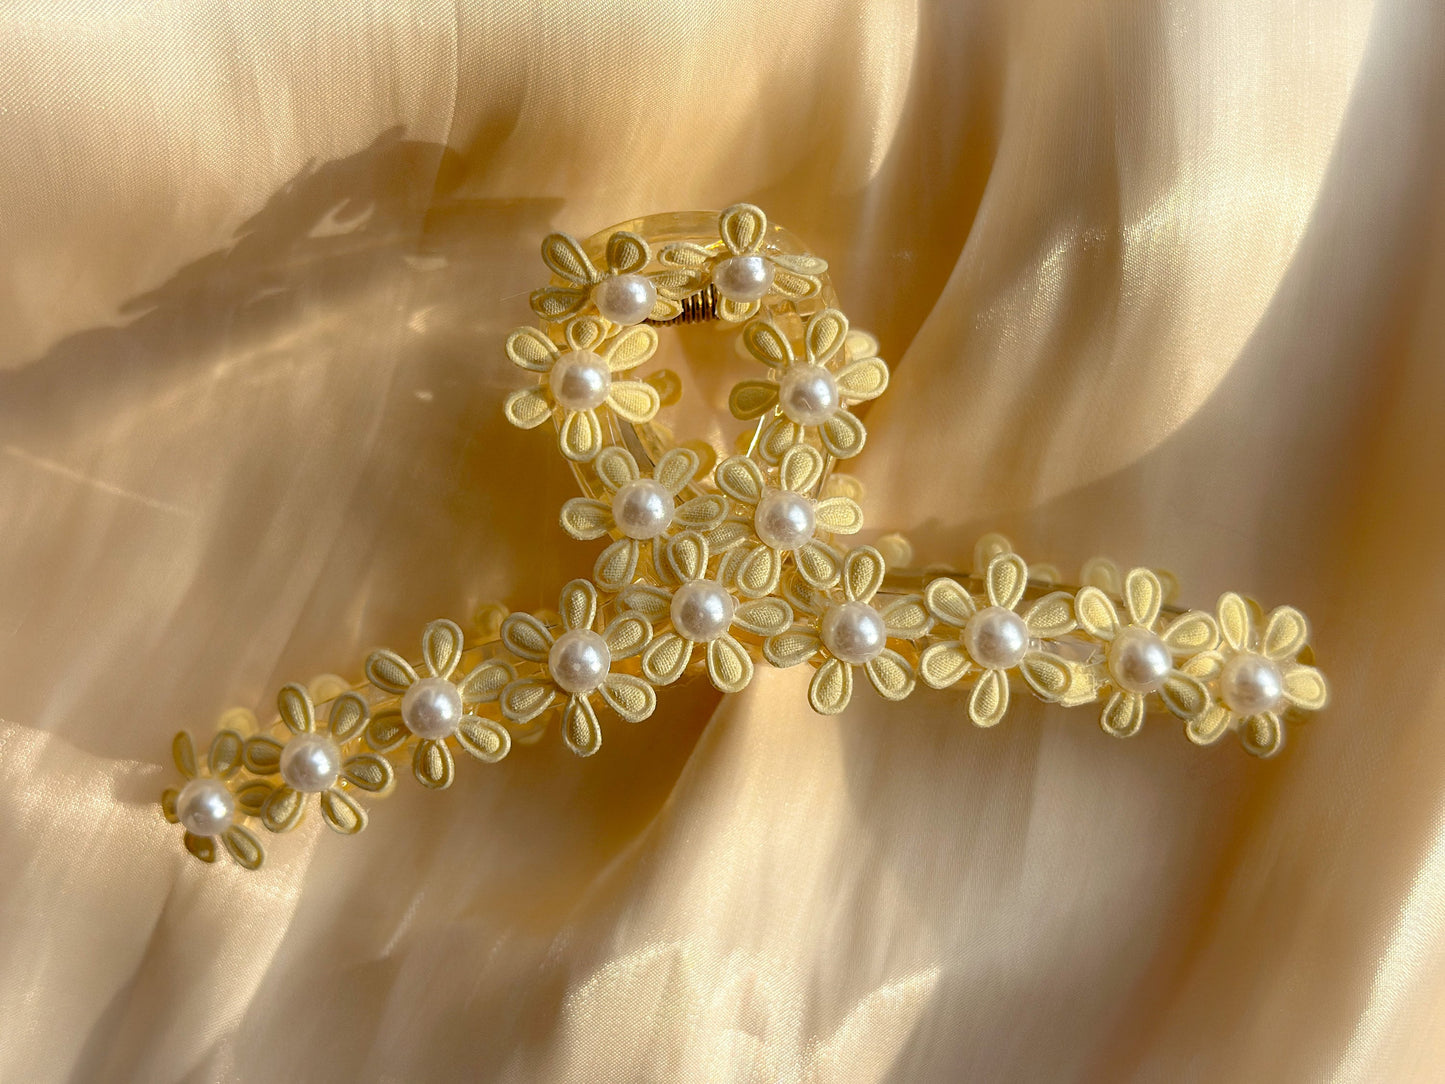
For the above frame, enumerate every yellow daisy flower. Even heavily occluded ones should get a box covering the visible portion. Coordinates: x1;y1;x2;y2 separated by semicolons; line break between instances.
529;229;701;325
711;443;863;597
659;203;827;322
763;546;924;715
363;619;513;789
917;552;1080;727
161;729;267;869
240;683;394;835
1179;593;1329;756
502;316;662;463
1075;568;1219;738
728;308;889;462
498;579;655;758
619;531;794;694
559;446;727;592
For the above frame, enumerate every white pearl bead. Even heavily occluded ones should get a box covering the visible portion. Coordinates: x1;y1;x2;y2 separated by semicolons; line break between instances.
821;601;887;665
548;350;612;412
964;606;1030;669
754;490;816;550
612;479;674;540
592;273;657;324
670;579;736;642
280;733;342;793
1107;627;1173;694
175;778;235;837
712;255;775;302
1220;652;1285;715
548;629;612;695
400;677;464;739
778;364;840;426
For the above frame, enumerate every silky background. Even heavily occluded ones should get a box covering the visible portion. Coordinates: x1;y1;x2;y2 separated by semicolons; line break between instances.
1;0;1442;1080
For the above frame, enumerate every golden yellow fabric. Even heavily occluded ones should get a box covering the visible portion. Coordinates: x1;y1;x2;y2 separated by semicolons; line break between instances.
2;0;1443;1078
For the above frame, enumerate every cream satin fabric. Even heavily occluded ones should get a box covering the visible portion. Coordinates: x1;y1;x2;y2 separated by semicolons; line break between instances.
2;0;1443;1080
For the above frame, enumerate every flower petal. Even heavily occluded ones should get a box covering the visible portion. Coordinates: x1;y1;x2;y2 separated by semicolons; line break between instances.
208;729;245;780
1124;568;1163;629
1217;592;1253;652
559;408;603;462
919;641;972;689
262;785;305;833
1263;606;1310;661
664;530;709;583
1160;611;1219;655
602;612;652;658
605;230;650;275
804;309;849;365
364;709;408;753
594;538;641;592
599;674;657;723
843;546;886;604
984;553;1028;611
779;444;824;494
1022;591;1076;639
1186;703;1233;746
528;285;587;321
172;731;197;779
328;691;370;742
772;251;829;277
924;578;977;628
759;415;803;462
764;627;823;669
881;595;931;639
706;516;753;554
742;318;794;368
834;357;890;402
967;668;1009;727
504;326;560;372
1075;587;1121;641
707;634;754;693
1080;556;1123;596
675;494;727;531
558;578;598;633
233;780;272;818
320;788;367;835
365;648;417;695
456;715;511;763
539;231;598;286
341;752;394;793
500;678;556;724
653;447;699;493
658;240;712;270
1100;690;1146;738
243;735;284;774
422;618;465;680
819;410;867;459
501;612;554;662
562;696;602;757
770;266;822;300
809;657;853;715
1019;651;1073;702
277;683;315;735
795;540;844;589
560;497;612;540
602;325;659;372
413;740;455;790
503;386;553;430
814;497;863;535
728;380;779;420
1180;650;1225;682
642;632;693;685
617;584;672;623
1159;672;1210;720
716;455;766;504
858;649;911;703
720;202;767;255
1282;664;1328;711
735;543;782;598
734;596;793;637
183;832;217;864
458;659;514;703
1240;712;1284;757
222;825;264;870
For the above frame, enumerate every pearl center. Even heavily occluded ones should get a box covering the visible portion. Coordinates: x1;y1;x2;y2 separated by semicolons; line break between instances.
548;350;611;411
548;629;612;695
778;364;840;426
1107;627;1173;694
401;676;464;739
592;273;657;325
712;255;776;302
612;479;675;540
175;777;235;837
754;490;816;551
280;733;342;793
964;606;1030;670
1220;652;1285;716
670;580;736;642
821;601;887;665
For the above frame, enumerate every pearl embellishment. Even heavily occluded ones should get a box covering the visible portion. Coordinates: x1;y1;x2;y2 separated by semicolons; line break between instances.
964;606;1030;670
401;677;465;739
592;273;657;324
670;579;736;642
712;255;775;302
754;490;816;551
1220;652;1285;715
612;479;674;540
280;733;342;793
1107;627;1173;694
821;601;887;665
548;629;612;695
548;350;612;411
175;778;235;837
778;364;840;426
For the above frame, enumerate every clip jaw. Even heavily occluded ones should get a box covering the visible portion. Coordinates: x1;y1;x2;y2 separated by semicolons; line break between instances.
162;204;1329;870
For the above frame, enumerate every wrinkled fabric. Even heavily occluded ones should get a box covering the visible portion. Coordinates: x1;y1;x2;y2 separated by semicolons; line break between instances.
2;0;1443;1080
